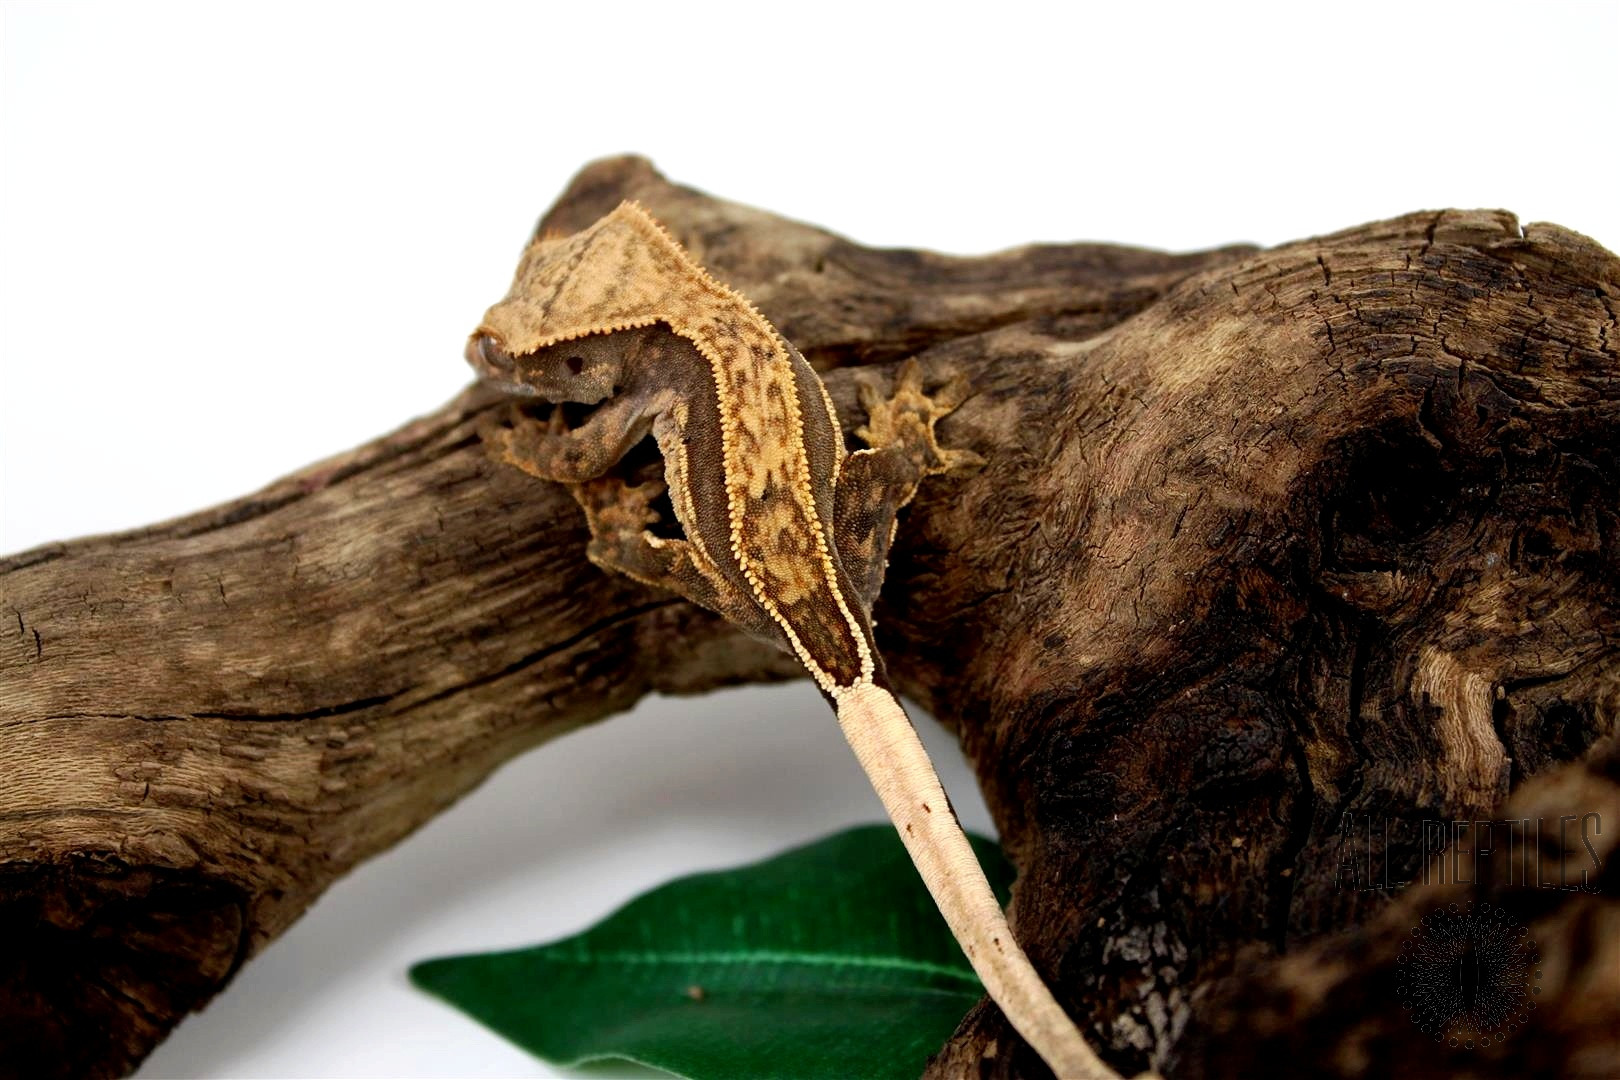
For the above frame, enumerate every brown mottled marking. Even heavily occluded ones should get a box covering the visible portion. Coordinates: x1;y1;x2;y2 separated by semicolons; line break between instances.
467;202;1121;1079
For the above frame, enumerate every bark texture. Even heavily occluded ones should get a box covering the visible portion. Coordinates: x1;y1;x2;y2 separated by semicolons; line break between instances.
1;156;1616;1079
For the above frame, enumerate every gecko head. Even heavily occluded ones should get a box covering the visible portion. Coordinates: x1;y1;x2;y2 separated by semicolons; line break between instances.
466;202;691;405
465;329;626;406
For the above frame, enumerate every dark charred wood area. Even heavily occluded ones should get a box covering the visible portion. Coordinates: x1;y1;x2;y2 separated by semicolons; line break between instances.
2;156;1615;1079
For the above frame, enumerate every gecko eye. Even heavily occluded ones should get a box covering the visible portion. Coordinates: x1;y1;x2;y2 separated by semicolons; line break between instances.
465;332;515;374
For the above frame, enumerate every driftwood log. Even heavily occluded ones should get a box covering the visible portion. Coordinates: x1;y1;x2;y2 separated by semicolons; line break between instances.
2;156;1616;1080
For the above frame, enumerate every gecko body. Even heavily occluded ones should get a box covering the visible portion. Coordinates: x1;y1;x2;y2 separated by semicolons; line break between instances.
467;202;1118;1079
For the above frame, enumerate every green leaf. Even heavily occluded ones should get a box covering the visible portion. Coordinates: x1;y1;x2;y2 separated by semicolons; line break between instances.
409;824;1012;1080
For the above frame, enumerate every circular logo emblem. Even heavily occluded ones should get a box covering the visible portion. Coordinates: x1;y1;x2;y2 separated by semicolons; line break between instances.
1395;901;1542;1049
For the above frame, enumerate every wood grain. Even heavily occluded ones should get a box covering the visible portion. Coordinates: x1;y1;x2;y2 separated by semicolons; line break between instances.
2;156;1615;1079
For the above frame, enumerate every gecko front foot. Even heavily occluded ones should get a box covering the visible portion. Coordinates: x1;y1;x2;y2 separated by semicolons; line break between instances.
481;402;571;483
854;357;985;476
480;395;654;485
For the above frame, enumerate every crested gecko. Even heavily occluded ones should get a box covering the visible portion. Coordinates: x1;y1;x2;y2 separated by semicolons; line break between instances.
465;201;1119;1080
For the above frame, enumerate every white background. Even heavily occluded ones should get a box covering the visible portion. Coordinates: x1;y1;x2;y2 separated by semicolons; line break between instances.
2;3;1616;1077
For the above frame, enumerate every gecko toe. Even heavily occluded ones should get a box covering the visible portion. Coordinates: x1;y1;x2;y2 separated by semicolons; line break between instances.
895;356;925;394
856;376;884;414
931;373;975;414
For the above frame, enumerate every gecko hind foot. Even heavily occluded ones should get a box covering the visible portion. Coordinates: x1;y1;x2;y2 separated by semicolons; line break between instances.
566;470;668;550
833;358;986;615
569;471;771;636
854;357;985;477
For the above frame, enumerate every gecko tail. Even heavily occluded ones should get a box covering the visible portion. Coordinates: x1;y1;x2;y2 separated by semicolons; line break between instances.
833;682;1124;1080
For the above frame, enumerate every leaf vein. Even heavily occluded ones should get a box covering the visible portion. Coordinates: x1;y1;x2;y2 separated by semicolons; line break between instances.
545;947;980;985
